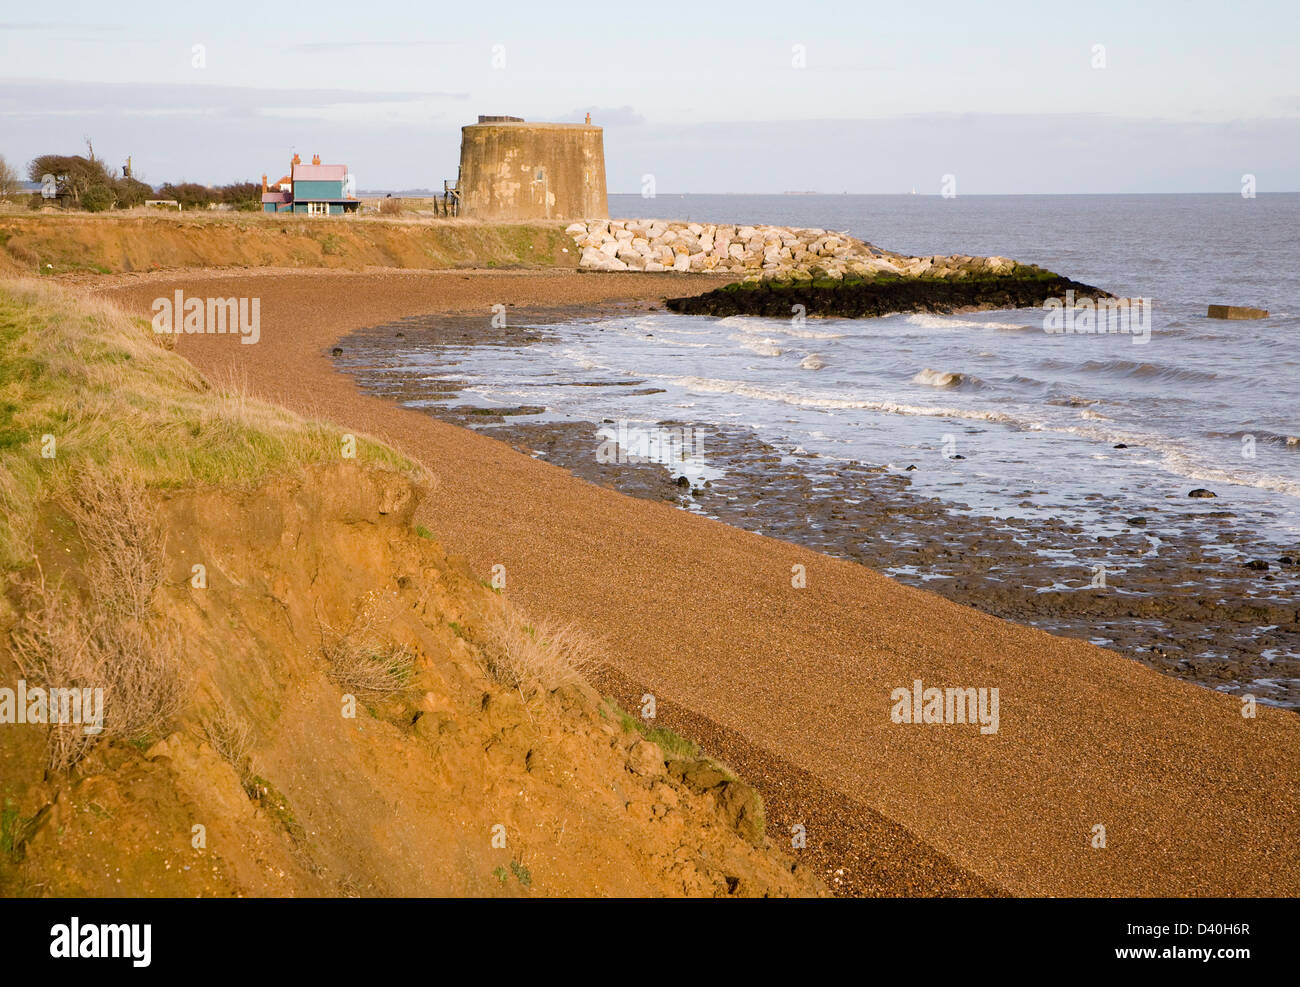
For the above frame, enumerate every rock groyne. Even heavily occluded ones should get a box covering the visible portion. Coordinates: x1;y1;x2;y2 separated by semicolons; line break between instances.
566;218;1022;283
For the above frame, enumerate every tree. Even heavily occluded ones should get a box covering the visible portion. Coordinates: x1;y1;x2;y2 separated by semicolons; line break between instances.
113;176;154;208
81;186;115;212
0;155;18;198
27;153;115;206
157;182;215;209
219;182;260;210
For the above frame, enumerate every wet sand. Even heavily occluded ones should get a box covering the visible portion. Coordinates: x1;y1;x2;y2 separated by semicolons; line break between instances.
98;267;1300;897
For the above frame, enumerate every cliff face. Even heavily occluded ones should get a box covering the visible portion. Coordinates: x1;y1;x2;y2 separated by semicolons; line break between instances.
0;280;819;898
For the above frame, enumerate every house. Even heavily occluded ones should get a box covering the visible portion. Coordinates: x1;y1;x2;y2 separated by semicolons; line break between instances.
261;153;358;215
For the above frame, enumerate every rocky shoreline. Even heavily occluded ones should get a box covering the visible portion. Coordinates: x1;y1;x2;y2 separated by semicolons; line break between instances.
664;273;1112;319
336;307;1300;710
569;218;1111;320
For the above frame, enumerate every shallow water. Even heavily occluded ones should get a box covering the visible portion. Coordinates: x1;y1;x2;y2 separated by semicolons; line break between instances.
345;192;1300;704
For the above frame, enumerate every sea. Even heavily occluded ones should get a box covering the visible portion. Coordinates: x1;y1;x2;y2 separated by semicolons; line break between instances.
427;193;1300;550
347;192;1300;702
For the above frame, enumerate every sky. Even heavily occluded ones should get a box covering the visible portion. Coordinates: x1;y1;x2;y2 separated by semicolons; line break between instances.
1;0;1298;193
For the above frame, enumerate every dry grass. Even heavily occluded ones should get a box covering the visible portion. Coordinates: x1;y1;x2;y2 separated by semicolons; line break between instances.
199;698;253;778
318;598;416;696
322;637;416;695
8;468;186;771
476;608;596;698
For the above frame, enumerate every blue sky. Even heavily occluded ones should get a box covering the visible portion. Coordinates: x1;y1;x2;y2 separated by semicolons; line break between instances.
2;0;1297;192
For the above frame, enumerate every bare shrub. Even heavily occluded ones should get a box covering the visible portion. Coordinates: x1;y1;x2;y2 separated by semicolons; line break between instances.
322;637;414;695
61;467;164;622
8;469;186;771
199;698;253;778
377;197;404;216
318;600;415;696
477;608;595;698
9;574;101;771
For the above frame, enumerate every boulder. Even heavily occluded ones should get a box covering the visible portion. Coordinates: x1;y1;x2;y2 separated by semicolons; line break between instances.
627;739;665;777
1207;305;1269;320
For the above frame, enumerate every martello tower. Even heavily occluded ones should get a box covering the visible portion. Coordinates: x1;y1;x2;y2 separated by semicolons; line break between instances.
456;115;608;221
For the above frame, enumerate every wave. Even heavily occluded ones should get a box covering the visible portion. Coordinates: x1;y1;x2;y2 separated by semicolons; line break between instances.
913;368;966;388
904;314;1033;331
1005;374;1049;389
716;316;846;340
672;376;1019;423
728;333;782;356
1072;358;1221;385
1040;421;1300;499
671;376;1300;499
1205;428;1300;448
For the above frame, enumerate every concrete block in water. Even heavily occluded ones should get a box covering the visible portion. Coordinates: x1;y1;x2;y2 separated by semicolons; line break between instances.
1207;304;1269;319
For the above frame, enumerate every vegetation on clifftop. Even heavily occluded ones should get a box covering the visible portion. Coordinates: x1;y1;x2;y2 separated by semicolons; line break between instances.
0;279;418;571
0;212;578;277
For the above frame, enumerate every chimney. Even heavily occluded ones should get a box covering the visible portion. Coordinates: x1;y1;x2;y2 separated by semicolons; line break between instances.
312;153;321;165
261;174;268;193
292;152;301;165
585;112;591;124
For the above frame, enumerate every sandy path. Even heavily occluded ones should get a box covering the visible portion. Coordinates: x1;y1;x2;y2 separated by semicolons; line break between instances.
100;268;1300;897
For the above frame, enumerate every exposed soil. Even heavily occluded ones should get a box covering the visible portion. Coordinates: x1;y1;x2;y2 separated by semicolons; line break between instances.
1;464;821;897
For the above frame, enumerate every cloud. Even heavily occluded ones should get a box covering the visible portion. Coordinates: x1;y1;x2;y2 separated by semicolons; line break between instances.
603;113;1300;194
0;22;124;31
287;40;458;53
0;78;473;186
0;78;467;121
1;77;1296;192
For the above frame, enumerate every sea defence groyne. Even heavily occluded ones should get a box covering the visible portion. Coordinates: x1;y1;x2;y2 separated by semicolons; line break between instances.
566;218;1020;282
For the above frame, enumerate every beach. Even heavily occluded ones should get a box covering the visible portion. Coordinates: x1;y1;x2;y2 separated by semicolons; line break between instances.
97;266;1300;897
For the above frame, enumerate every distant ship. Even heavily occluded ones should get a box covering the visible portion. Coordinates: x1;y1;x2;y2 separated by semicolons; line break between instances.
782;190;818;195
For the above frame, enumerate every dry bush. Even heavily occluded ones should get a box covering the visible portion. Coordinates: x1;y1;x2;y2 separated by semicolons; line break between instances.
377;198;404;216
199;698;253;777
9;574;101;771
318;600;415;696
322;636;415;695
61;467;165;622
8;469;186;771
476;608;596;698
